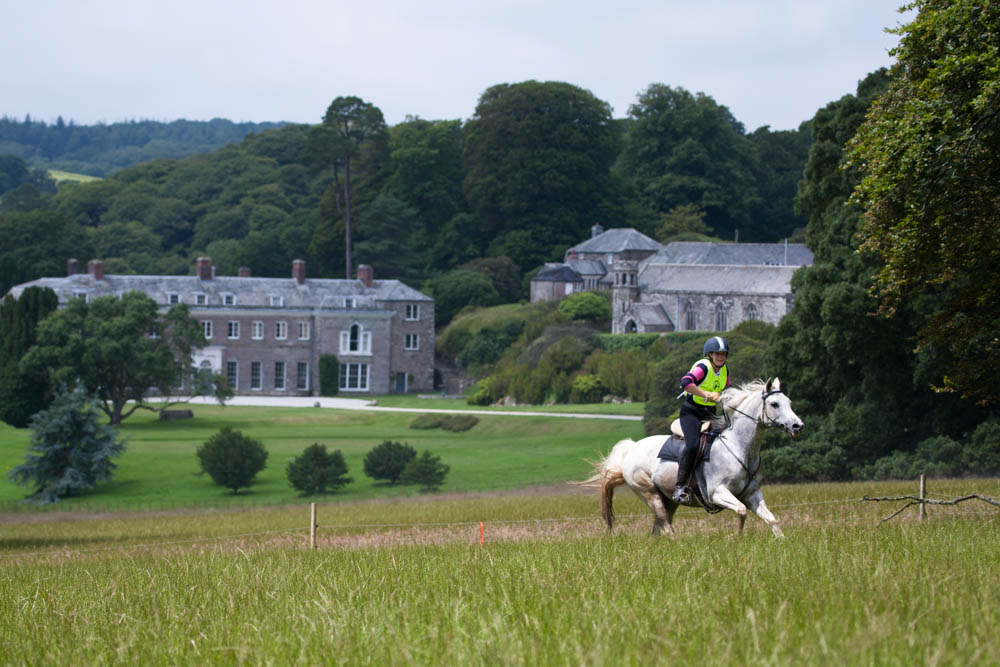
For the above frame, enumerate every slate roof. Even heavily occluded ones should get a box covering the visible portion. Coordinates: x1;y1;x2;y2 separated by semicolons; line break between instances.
638;263;801;295
531;265;583;282
631;303;674;327
566;228;664;256
7;273;432;310
565;259;606;277
656;242;813;267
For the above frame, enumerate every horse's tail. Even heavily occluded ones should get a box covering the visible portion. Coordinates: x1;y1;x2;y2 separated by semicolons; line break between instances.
572;438;633;532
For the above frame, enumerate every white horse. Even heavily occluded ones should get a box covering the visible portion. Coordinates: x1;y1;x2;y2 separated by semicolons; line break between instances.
579;378;803;538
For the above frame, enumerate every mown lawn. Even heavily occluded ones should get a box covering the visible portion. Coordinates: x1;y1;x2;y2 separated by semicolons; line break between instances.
0;404;643;511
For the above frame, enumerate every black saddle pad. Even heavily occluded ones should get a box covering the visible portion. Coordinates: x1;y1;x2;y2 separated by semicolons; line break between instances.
657;435;712;462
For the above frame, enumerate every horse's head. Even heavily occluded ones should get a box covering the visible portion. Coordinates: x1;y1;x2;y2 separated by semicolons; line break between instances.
761;378;803;437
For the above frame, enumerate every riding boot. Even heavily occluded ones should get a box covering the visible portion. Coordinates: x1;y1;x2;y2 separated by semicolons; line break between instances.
672;444;697;504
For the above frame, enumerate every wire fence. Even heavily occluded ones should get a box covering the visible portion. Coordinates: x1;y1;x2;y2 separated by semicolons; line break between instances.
4;492;997;562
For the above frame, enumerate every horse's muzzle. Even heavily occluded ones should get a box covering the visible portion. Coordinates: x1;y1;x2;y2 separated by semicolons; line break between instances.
788;422;803;437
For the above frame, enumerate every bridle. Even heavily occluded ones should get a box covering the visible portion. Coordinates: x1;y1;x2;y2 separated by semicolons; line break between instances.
713;387;787;497
726;387;787;429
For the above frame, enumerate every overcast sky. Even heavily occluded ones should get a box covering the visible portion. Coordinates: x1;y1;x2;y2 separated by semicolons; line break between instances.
4;1;911;132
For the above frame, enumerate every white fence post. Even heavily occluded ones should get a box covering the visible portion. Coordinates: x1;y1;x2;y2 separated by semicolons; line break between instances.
310;503;317;549
919;474;926;522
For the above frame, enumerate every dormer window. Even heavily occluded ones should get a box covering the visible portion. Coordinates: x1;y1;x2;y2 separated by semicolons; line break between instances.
222;293;235;306
344;297;355;309
168;293;180;305
195;293;207;306
269;295;283;307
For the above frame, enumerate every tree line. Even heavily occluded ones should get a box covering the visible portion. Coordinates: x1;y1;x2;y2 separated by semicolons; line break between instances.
0;116;285;176
0;80;810;304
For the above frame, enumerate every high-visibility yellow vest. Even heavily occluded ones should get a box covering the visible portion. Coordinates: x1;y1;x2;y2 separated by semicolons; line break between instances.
689;358;727;406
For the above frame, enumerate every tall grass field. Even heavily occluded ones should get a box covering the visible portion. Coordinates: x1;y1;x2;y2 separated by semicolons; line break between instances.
1;479;998;664
2;404;998;663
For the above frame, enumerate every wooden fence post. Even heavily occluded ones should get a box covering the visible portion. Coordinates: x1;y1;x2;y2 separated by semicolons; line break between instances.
919;474;926;522
310;503;317;549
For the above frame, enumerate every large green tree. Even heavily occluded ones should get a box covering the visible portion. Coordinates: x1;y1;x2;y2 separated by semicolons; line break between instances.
765;69;986;479
618;85;761;241
22;292;205;424
463;81;622;270
849;0;1000;406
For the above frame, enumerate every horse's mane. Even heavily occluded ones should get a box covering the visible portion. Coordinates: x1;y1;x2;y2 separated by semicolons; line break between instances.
717;379;768;425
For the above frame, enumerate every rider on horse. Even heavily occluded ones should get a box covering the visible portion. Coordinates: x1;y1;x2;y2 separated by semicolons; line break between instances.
672;336;731;504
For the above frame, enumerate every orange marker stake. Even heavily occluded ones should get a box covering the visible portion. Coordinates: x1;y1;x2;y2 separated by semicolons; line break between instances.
480;521;484;545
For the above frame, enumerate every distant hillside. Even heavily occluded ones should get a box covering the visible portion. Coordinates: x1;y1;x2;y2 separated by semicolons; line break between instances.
0;116;286;177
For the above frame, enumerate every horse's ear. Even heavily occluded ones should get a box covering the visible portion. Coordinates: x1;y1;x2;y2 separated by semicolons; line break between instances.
772;377;781;392
765;377;774;393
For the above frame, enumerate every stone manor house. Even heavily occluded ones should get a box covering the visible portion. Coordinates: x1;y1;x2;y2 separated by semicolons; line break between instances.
531;226;813;333
7;258;435;396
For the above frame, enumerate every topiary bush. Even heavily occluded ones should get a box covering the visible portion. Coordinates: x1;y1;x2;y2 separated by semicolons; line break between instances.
286;443;352;495
196;426;268;494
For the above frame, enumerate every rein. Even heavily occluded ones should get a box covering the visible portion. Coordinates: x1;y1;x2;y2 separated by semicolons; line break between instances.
713;388;785;498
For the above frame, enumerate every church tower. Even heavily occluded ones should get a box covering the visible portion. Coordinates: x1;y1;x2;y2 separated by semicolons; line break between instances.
611;260;638;333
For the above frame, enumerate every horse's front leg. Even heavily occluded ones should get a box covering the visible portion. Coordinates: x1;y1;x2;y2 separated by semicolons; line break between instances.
709;486;748;535
744;488;784;539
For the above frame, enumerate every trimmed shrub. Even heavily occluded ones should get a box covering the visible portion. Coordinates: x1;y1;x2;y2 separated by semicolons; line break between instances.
409;414;444;429
401;450;450;491
196;426;268;494
319;354;339;396
441;415;479;432
363;441;417;484
286;443;352;495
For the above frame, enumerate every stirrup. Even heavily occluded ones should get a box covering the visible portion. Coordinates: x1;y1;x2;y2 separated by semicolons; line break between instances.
671;485;691;503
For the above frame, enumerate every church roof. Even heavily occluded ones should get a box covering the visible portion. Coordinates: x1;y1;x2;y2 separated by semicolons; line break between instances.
567;228;664;256
656;242;813;267
638;263;801;296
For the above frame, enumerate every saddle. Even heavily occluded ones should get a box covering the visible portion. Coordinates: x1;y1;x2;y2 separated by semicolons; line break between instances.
657;419;724;513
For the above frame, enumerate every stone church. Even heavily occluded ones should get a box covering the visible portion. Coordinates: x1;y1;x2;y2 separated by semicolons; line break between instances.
611;241;813;333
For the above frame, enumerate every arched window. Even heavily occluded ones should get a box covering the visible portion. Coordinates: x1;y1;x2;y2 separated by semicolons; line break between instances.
626;320;637;333
714;303;728;331
745;303;759;321
349;324;360;351
684;301;697;331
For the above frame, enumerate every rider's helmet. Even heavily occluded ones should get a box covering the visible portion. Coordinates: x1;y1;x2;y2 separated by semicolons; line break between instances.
703;336;729;356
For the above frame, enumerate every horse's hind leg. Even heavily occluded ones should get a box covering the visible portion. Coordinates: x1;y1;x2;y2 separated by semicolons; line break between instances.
745;489;785;539
634;487;672;537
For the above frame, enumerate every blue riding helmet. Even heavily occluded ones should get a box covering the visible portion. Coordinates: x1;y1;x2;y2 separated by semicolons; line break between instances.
703;336;729;356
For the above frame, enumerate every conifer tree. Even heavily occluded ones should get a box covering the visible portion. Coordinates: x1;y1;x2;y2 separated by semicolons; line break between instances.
286;443;352;495
401;450;450;492
7;383;127;504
